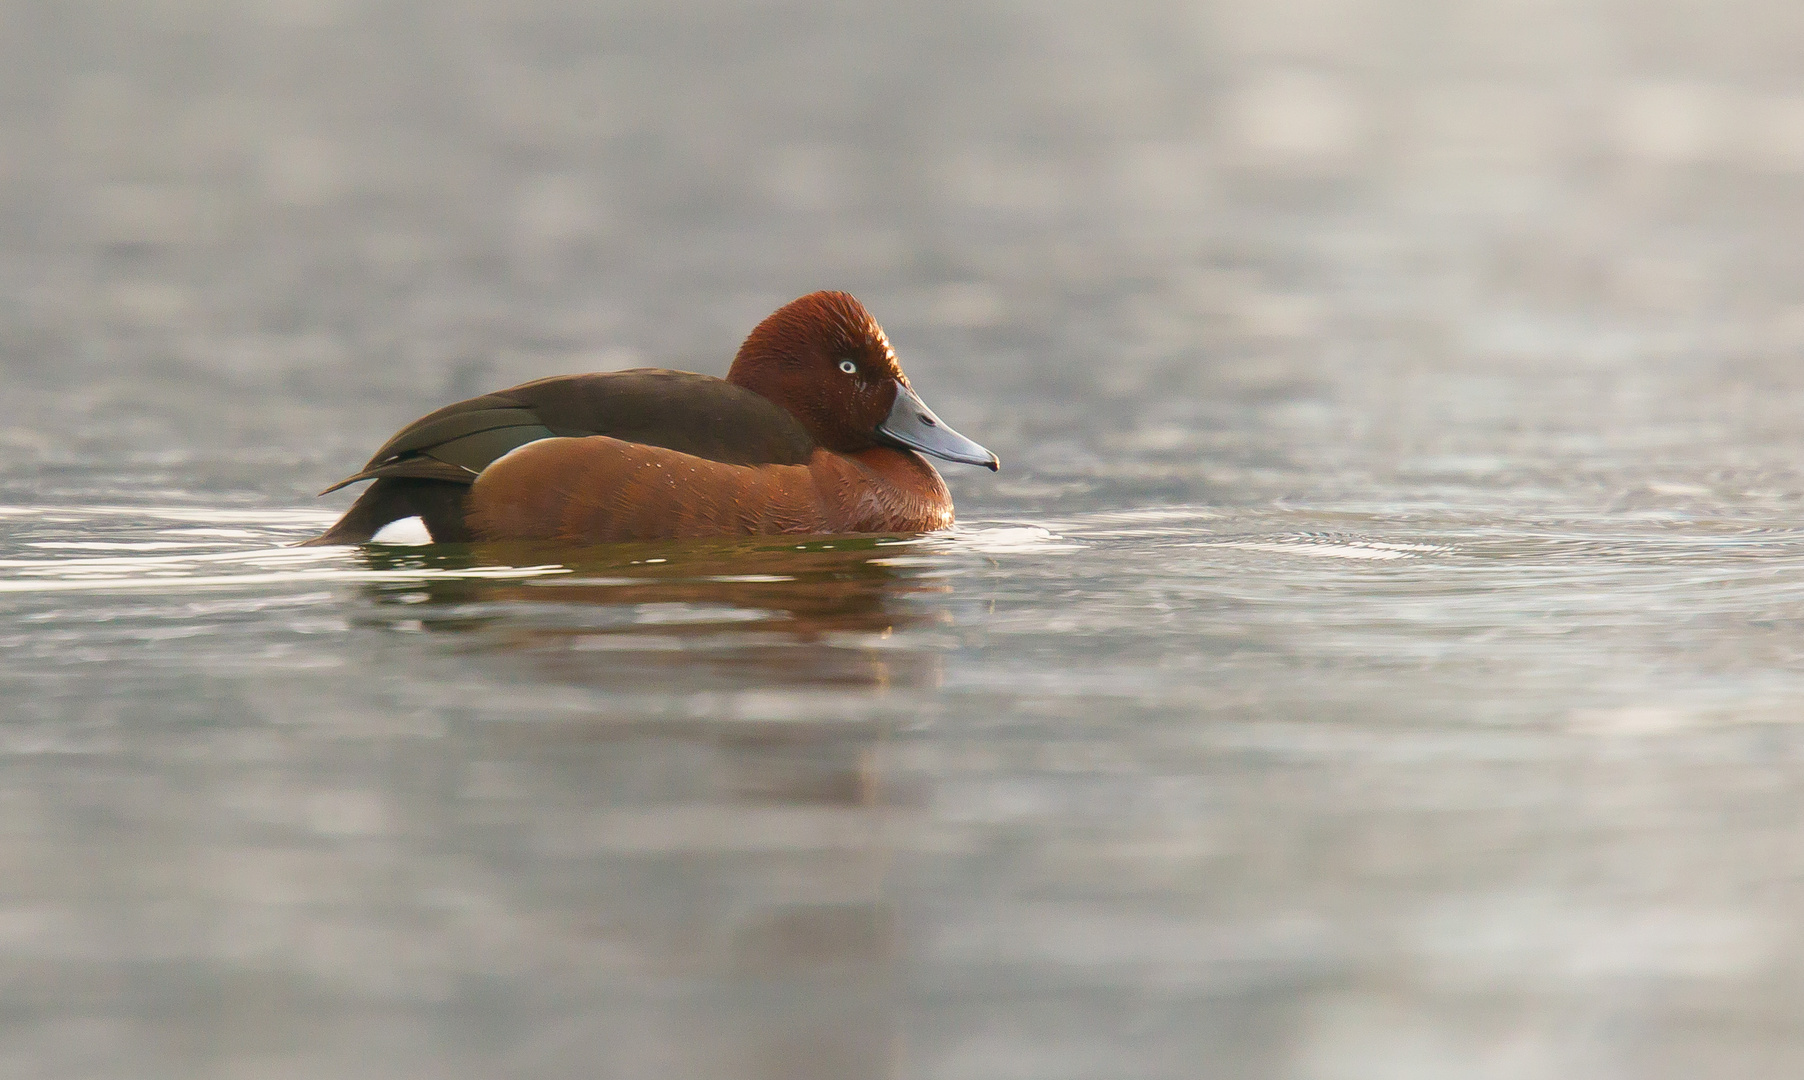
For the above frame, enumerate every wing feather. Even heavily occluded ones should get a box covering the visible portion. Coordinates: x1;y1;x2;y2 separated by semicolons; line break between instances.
362;406;546;467
320;370;815;496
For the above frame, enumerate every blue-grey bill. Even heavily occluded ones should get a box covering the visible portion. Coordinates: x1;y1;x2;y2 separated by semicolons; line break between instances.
877;384;1000;470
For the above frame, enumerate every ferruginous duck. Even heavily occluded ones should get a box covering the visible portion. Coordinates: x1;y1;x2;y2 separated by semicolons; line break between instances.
304;291;998;546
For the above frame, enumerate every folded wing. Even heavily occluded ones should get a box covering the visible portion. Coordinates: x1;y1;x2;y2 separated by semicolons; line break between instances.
306;369;817;545
319;369;816;494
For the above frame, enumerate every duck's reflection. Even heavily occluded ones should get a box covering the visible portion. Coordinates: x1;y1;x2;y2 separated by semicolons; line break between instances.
353;537;942;1078
356;535;951;692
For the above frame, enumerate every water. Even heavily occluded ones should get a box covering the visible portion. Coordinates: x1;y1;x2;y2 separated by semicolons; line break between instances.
8;1;1804;1077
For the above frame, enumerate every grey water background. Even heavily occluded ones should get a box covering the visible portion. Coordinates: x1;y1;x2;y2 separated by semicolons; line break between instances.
7;0;1804;1076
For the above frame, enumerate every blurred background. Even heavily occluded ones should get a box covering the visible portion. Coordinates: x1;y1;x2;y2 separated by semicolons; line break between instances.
7;1;1804;1078
5;0;1803;486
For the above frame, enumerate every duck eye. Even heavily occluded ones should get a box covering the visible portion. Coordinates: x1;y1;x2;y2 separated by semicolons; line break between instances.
838;359;858;375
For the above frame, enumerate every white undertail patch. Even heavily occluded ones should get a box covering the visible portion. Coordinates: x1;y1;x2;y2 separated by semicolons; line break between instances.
370;516;433;545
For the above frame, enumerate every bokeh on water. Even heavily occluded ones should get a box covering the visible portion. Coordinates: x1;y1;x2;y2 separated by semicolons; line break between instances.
6;1;1804;1077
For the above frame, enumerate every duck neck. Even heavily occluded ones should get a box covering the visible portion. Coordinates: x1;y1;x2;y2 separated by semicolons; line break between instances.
837;446;953;531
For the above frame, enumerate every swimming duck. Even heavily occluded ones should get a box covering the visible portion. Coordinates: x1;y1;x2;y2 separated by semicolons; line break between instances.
305;291;997;545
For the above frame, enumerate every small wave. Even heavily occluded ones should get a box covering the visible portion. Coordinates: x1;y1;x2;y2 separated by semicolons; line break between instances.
1207;539;1427;561
0;562;573;594
0;503;569;594
948;525;1083;554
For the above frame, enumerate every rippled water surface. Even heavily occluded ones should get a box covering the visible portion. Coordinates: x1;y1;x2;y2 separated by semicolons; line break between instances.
12;484;1804;1077
10;0;1804;1077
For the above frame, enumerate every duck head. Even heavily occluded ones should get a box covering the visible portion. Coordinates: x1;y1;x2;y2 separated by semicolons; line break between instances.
727;291;999;471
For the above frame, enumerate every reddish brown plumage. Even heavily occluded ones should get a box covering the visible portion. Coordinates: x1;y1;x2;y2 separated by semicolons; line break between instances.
727;292;908;453
308;290;989;546
466;437;951;543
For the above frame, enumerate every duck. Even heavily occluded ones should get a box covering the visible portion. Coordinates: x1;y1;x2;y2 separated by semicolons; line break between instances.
304;291;998;546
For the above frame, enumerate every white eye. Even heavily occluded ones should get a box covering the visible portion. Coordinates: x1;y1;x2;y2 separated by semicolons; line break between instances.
838;359;858;375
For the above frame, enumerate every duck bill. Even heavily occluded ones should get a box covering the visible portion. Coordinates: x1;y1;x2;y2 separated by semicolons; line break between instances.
877;384;999;470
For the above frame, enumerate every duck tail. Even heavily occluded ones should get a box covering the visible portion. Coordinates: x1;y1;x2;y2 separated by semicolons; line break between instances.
300;478;474;546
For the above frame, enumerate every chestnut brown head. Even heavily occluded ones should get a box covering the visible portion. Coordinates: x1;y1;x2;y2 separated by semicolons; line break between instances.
727;291;997;469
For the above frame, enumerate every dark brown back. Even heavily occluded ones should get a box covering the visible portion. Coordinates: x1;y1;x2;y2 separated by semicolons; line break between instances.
504;370;816;465
320;369;816;493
